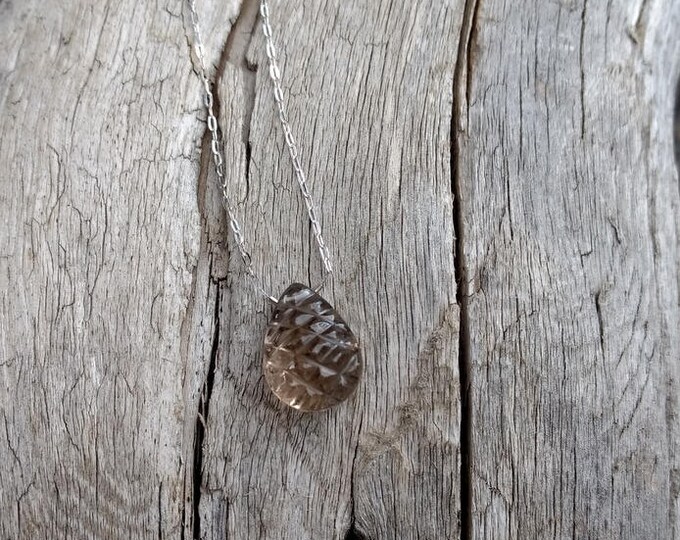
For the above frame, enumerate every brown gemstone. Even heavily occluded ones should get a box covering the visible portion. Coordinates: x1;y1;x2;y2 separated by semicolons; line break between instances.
263;283;362;412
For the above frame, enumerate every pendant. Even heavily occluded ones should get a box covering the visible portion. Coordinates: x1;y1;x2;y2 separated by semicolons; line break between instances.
263;283;362;412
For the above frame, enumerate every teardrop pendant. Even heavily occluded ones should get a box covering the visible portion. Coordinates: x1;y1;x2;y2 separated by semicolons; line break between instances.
263;283;362;411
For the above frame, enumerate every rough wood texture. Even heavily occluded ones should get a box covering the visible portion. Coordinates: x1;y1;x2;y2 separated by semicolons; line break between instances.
0;1;678;540
198;1;460;538
0;0;236;537
455;0;680;538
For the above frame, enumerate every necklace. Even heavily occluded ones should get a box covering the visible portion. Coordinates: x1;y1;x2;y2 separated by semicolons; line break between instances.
187;0;362;412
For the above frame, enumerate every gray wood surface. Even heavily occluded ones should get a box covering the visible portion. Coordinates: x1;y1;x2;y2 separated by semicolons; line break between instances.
0;1;677;539
456;0;680;538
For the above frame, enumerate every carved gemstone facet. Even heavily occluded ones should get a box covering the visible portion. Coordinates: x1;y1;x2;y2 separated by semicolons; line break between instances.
263;283;362;411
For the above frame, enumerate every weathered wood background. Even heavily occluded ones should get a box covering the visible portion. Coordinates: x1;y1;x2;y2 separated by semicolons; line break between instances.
0;0;678;538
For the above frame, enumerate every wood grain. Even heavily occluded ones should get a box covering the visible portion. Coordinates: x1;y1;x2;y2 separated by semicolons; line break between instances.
0;0;236;536
1;0;678;538
198;1;461;538
455;0;680;538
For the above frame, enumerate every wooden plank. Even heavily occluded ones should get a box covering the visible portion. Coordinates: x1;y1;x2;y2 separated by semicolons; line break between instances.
198;1;463;538
3;0;678;538
0;0;237;537
455;0;680;538
1;0;463;537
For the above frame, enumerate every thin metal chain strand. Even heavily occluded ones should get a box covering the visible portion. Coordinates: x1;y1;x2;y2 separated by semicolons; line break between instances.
188;0;274;301
187;0;333;299
260;0;334;277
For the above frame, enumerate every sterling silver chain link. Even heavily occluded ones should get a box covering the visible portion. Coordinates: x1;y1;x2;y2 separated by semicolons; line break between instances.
187;0;333;302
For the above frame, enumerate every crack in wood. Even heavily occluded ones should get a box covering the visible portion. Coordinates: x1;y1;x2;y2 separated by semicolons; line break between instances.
345;415;364;539
594;290;605;356
187;1;261;538
578;0;588;140
344;524;368;540
192;288;221;540
628;0;650;45
465;0;481;114
451;1;480;539
158;482;163;540
674;76;680;177
180;117;213;540
224;0;259;149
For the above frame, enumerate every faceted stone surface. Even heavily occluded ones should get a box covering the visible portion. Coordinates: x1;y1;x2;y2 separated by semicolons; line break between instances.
263;283;362;412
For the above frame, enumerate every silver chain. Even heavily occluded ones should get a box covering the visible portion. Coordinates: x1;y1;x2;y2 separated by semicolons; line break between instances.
259;0;333;278
187;0;333;301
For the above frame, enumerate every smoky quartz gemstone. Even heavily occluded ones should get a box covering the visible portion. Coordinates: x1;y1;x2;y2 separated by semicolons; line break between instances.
263;283;362;412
